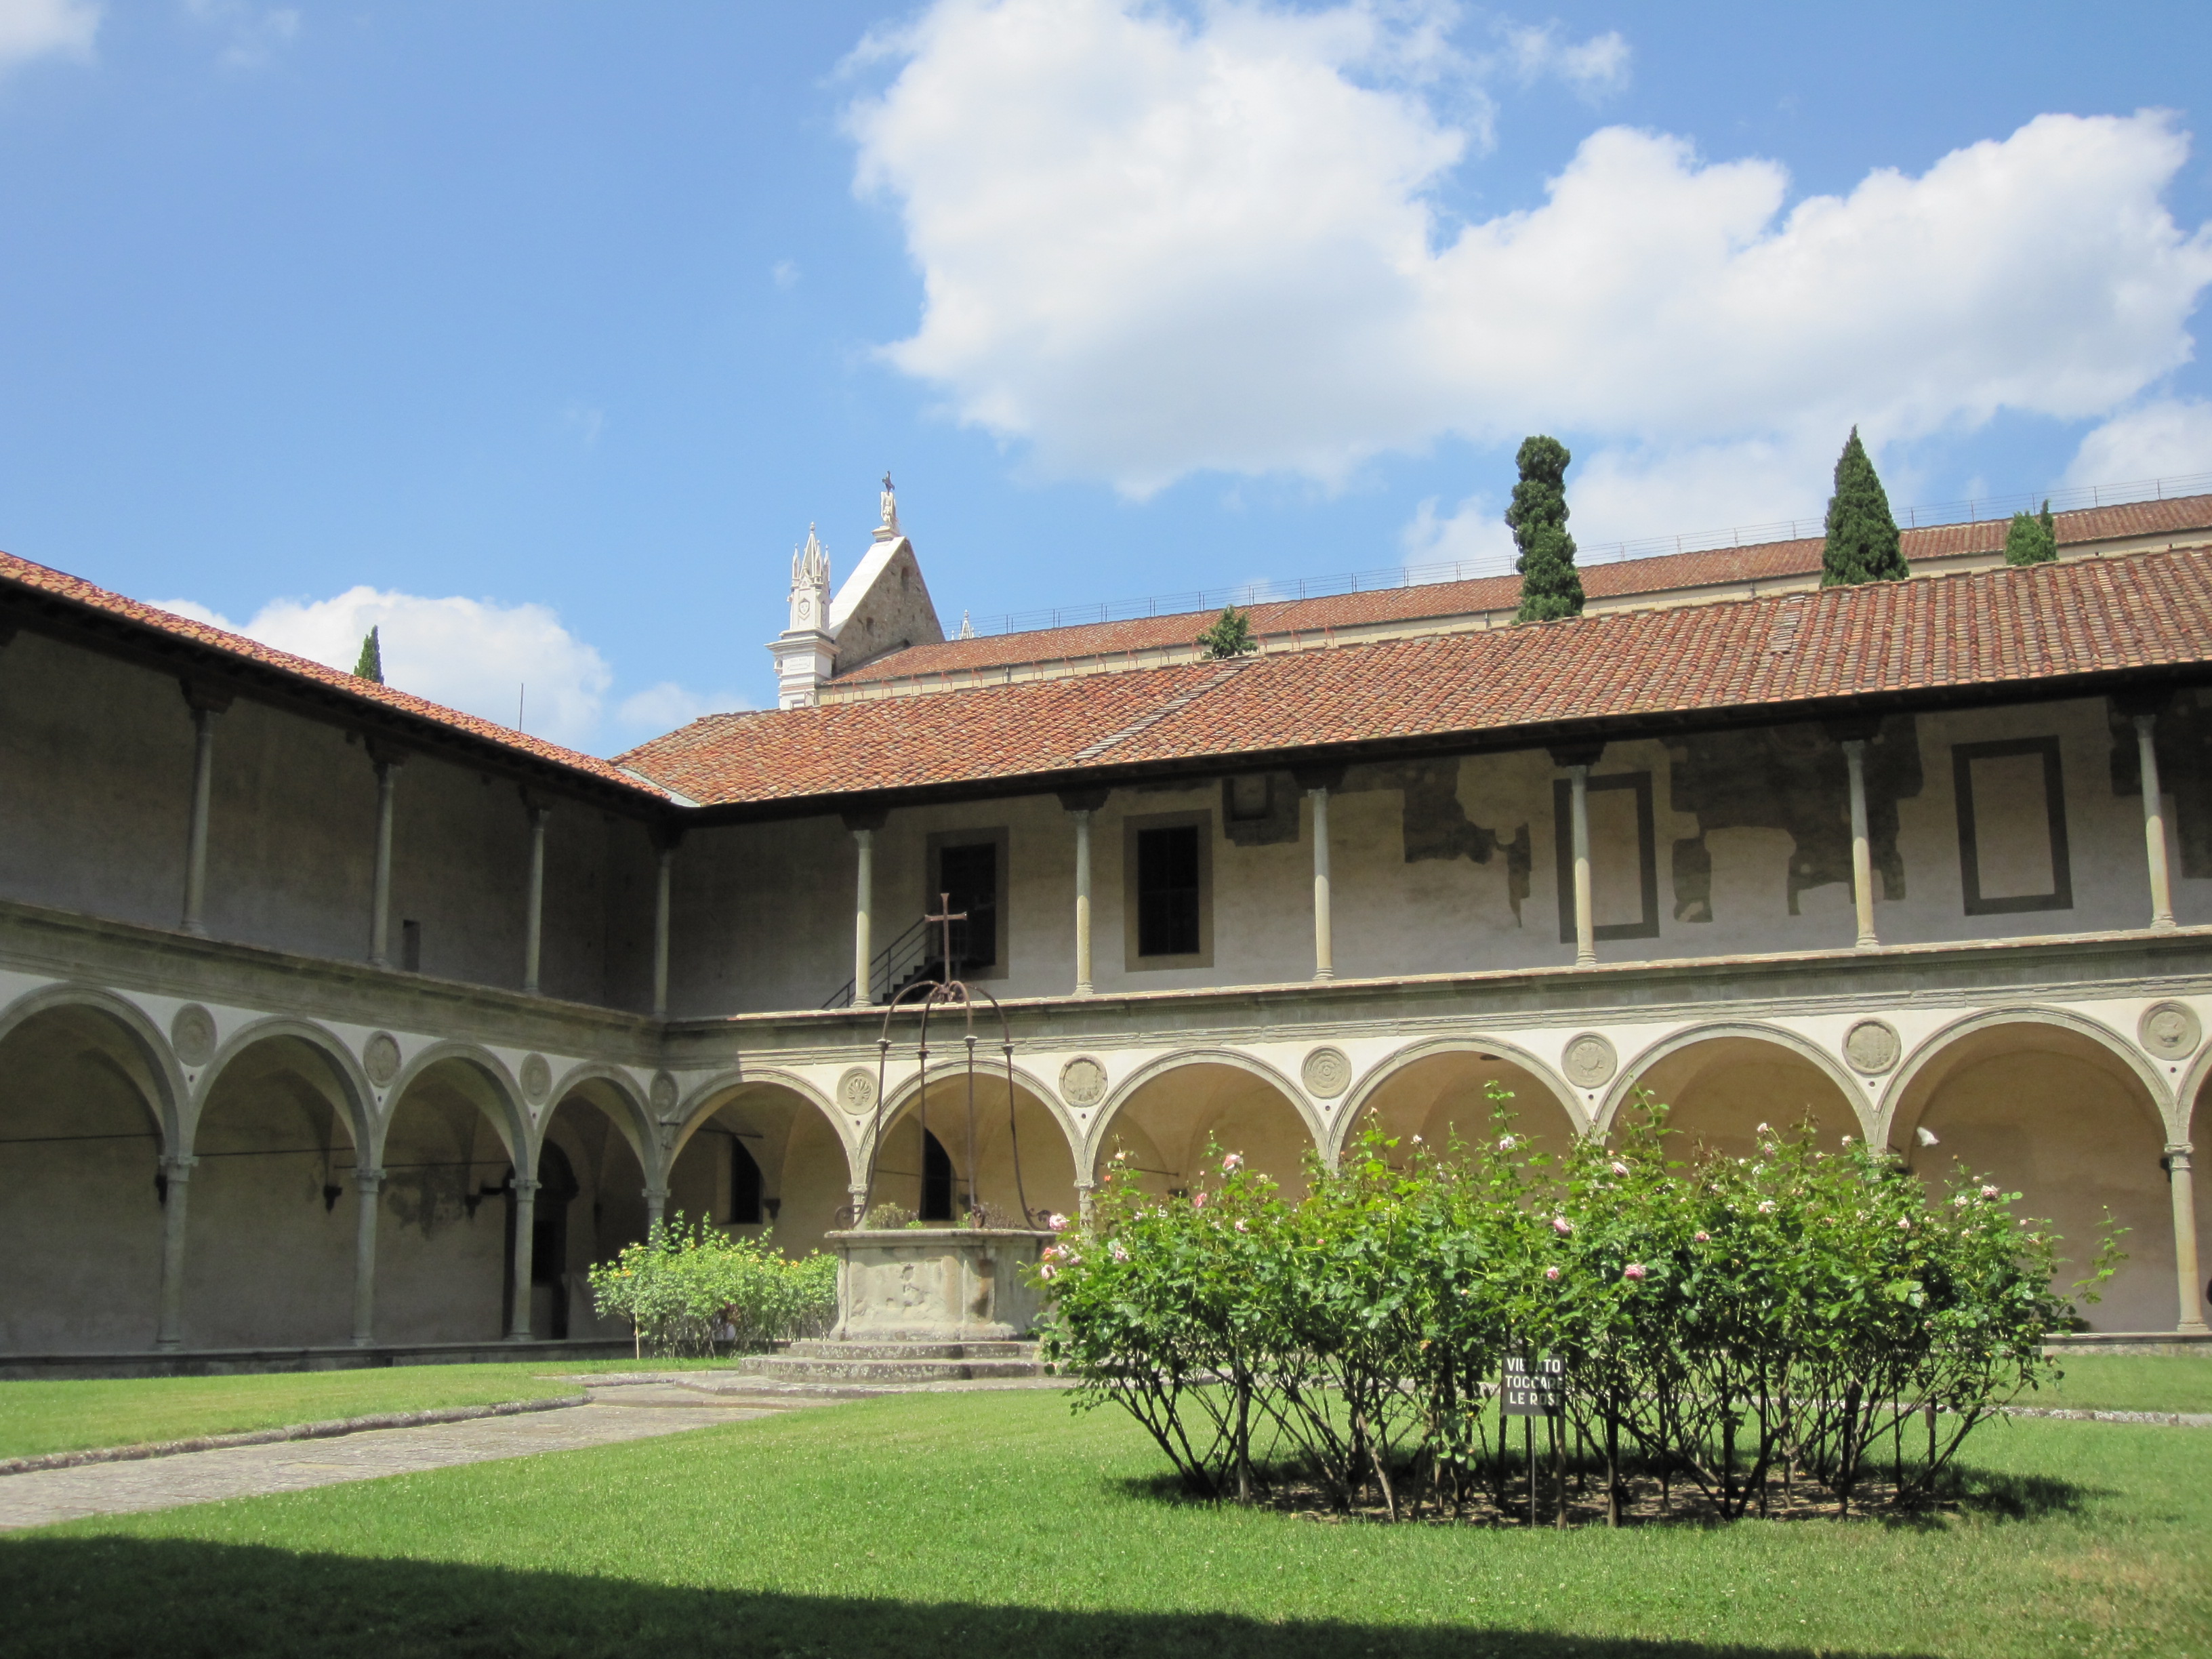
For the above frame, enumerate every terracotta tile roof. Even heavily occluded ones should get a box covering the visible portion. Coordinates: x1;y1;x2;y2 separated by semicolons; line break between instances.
838;492;2212;687
619;544;2212;810
0;550;664;798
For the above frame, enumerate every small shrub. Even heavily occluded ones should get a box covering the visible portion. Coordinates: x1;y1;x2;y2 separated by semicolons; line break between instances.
588;1213;836;1358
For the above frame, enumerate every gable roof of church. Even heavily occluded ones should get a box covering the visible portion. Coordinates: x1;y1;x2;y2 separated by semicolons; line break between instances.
0;549;667;804
618;541;2212;815
828;491;2212;690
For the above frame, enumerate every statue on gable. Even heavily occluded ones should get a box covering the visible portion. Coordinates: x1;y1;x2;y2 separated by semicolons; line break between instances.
879;471;900;537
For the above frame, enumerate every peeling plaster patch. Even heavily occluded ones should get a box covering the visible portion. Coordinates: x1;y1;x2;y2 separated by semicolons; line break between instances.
1667;716;1921;918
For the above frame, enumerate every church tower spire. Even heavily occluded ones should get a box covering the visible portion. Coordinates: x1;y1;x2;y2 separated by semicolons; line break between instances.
770;524;836;710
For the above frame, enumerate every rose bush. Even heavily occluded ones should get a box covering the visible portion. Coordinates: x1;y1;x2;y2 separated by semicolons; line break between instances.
1036;1088;2117;1523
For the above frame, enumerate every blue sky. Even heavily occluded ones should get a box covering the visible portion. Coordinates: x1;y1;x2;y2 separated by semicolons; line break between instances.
1;1;2209;751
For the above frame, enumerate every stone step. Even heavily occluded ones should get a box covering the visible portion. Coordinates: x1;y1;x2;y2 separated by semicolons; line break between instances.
739;1353;1045;1385
779;1339;1040;1362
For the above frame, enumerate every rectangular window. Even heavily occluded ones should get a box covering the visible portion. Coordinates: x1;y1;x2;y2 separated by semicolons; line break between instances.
1554;772;1661;943
1123;811;1214;969
925;829;1008;979
1954;737;2072;914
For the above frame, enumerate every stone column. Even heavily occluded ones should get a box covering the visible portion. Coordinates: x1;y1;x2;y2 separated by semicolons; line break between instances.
368;752;403;968
643;1185;668;1240
507;1177;539;1340
847;1183;870;1229
1059;790;1109;997
155;1154;196;1350
1076;1179;1097;1229
523;802;549;994
842;810;888;1007
181;703;220;936
649;826;682;1019
350;1167;384;1347
1842;739;1879;949
1568;764;1595;968
1310;785;1335;981
853;827;876;1006
2135;715;2178;930
2167;1144;2209;1334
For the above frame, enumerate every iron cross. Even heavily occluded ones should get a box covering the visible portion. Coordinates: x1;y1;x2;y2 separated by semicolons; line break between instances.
924;891;967;979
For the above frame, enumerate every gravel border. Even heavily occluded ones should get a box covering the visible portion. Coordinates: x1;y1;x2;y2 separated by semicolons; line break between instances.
1999;1406;2212;1427
0;1393;586;1477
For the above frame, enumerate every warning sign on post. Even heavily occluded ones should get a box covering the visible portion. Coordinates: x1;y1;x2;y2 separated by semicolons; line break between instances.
1502;1353;1564;1416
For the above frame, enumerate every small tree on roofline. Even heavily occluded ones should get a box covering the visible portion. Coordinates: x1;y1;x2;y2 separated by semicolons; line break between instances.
1821;428;1910;586
353;626;384;683
1507;434;1584;622
2005;499;2058;566
1197;607;1256;659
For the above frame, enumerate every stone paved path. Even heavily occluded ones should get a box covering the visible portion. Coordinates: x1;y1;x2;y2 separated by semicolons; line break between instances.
0;1383;807;1533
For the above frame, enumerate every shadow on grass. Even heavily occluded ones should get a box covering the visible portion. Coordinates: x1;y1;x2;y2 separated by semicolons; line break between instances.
0;1536;1937;1659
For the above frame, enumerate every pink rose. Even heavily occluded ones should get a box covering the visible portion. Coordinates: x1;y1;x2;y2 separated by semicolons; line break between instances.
1622;1263;1647;1282
1192;1191;1207;1209
1694;1231;1710;1244
1552;1216;1574;1235
1221;1153;1243;1171
1981;1185;2000;1200
1544;1265;1561;1282
1610;1161;1630;1178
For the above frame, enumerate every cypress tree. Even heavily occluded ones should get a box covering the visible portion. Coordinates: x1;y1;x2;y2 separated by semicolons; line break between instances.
1820;428;1910;586
354;626;384;682
2004;498;2058;566
1508;434;1584;622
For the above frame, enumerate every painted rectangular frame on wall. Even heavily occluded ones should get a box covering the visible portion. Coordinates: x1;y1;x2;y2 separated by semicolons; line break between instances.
1553;771;1661;943
1122;808;1214;971
924;826;1010;981
1952;736;2072;916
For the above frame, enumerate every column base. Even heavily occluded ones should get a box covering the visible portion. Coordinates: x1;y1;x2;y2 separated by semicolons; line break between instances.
1854;935;1879;951
2180;1322;2211;1336
154;1337;182;1352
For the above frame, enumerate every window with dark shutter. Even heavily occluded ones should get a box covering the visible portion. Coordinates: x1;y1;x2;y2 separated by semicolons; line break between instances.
1136;825;1202;958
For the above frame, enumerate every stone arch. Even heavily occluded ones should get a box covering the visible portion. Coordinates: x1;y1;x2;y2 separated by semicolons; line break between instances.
0;983;184;1150
1601;1021;1872;1152
182;1017;380;1349
375;1042;529;1171
0;985;183;1353
1086;1050;1321;1196
533;1067;656;1343
865;1059;1081;1227
1331;1036;1584;1162
1883;1006;2175;1333
665;1069;860;1254
371;1043;534;1346
191;1017;373;1155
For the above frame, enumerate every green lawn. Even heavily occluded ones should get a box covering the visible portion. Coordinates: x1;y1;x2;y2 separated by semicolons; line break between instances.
2026;1353;2212;1415
4;1388;2208;1658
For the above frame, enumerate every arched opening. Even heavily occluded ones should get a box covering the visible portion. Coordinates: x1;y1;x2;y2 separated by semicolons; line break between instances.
668;1082;855;1255
375;1056;520;1345
1891;1020;2171;1332
0;1002;170;1353
871;1069;1079;1226
1343;1047;1580;1172
533;1083;652;1339
185;1032;365;1349
1094;1059;1313;1199
1624;1033;1861;1162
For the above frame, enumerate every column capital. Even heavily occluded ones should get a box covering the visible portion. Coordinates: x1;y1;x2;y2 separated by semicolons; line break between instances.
352;1166;386;1193
2165;1142;2195;1167
2112;687;2175;721
159;1153;199;1179
1290;762;1346;794
178;679;234;716
840;806;889;835
364;737;411;771
1821;714;1883;745
1547;740;1605;771
649;820;686;854
1057;787;1110;814
511;1176;541;1197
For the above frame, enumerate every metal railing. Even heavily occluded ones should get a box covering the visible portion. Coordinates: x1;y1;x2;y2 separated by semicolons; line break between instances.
821;913;935;1010
958;468;2212;640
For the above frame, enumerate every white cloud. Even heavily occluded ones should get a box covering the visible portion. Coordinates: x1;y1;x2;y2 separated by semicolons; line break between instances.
2064;398;2212;489
562;401;606;447
1498;22;1627;97
849;0;2212;519
158;588;614;750
772;259;801;289
1400;492;1515;571
184;0;299;69
0;0;98;73
614;682;752;735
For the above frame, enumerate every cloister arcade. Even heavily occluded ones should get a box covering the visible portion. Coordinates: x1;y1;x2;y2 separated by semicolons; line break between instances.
1;968;2205;1357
